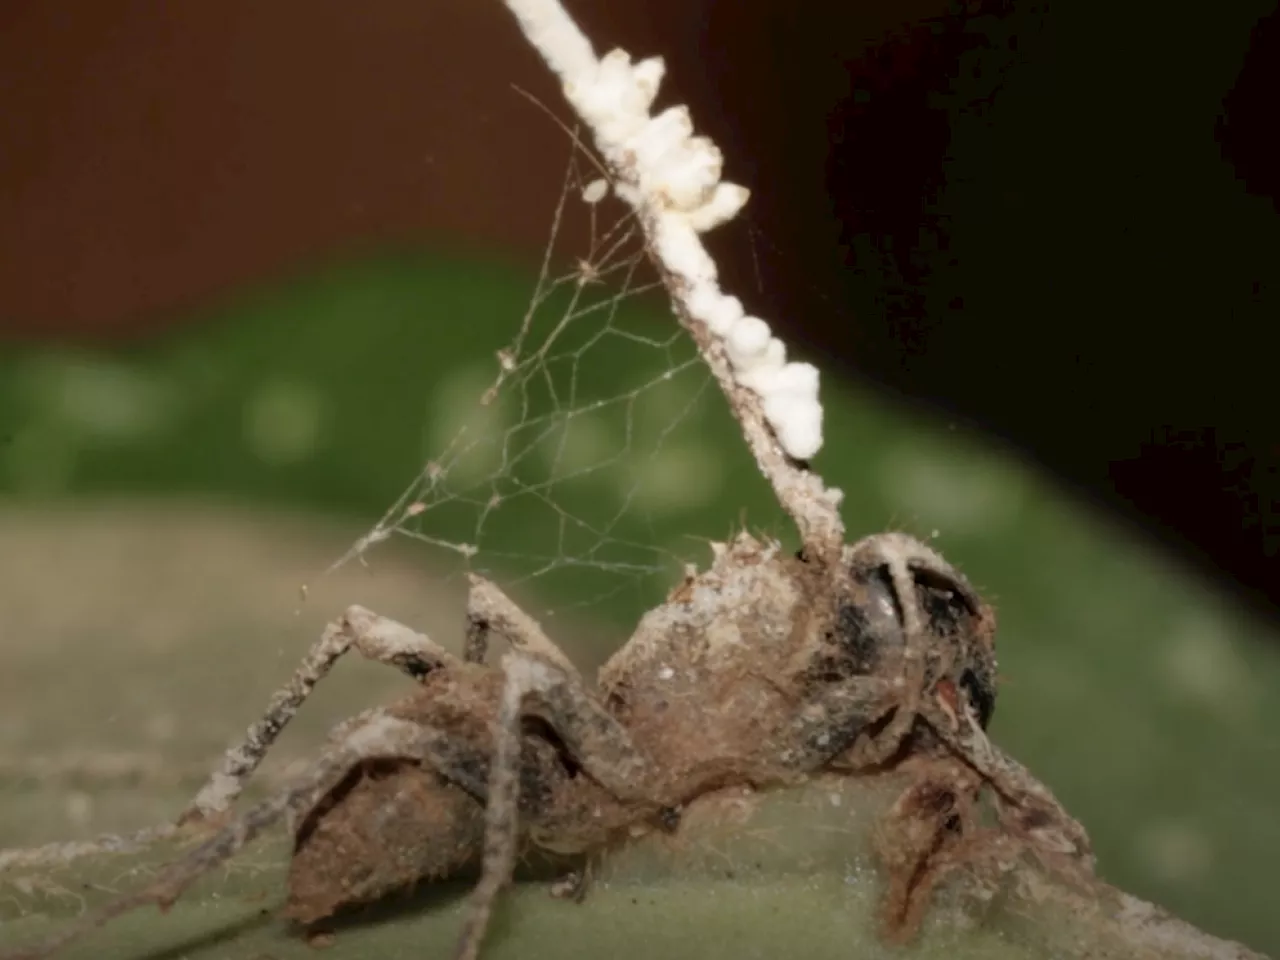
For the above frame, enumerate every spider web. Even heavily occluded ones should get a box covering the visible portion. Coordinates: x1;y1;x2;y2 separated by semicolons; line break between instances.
334;145;734;624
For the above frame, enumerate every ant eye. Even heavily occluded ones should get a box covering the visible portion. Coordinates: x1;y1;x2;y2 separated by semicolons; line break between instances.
910;566;982;633
907;566;998;728
824;567;903;679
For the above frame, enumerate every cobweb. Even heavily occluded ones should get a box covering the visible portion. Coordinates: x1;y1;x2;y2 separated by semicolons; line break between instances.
333;142;739;625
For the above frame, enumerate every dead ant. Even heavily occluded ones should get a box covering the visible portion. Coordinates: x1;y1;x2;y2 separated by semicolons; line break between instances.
1;530;1092;960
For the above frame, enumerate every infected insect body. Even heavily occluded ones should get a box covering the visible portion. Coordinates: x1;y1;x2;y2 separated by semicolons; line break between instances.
288;532;1005;924
3;531;1089;960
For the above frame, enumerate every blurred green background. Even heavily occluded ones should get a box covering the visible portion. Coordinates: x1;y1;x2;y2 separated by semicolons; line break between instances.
2;248;1278;956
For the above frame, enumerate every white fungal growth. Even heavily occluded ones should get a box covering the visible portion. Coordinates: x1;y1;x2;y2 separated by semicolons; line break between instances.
503;0;825;461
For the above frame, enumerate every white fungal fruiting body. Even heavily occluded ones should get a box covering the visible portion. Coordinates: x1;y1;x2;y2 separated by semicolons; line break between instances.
581;178;609;204
504;0;825;461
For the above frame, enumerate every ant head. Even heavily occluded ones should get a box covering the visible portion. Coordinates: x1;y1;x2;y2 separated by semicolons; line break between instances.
838;533;998;729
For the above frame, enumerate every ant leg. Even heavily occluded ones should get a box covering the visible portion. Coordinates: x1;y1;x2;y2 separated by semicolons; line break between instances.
453;645;659;960
181;606;462;823
464;577;653;795
0;713;469;960
923;688;1094;868
0;607;461;874
782;675;895;770
465;574;582;676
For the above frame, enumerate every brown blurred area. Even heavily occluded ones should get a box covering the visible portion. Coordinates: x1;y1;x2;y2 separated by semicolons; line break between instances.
0;0;626;337
0;0;955;340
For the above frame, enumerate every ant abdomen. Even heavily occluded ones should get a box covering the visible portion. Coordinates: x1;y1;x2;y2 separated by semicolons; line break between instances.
286;760;483;924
